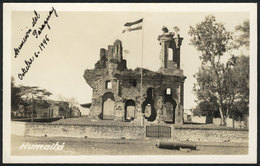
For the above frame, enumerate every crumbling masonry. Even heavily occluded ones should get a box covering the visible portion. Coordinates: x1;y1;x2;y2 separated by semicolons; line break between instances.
84;26;186;124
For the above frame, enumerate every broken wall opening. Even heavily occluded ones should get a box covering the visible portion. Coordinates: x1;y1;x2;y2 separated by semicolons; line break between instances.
163;88;177;123
102;92;115;120
142;88;156;122
124;99;135;121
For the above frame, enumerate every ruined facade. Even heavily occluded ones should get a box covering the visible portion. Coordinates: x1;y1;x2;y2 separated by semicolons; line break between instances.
84;27;186;124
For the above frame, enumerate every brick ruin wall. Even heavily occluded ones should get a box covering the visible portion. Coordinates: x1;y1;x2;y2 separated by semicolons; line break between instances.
84;36;185;124
89;74;184;124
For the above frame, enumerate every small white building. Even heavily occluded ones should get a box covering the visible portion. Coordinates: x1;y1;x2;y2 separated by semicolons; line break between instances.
80;103;91;116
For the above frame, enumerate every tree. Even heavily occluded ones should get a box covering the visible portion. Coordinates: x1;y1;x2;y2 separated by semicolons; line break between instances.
189;15;240;126
231;19;250;122
11;77;52;117
11;76;22;111
190;16;250;126
195;99;219;117
192;60;240;126
233;19;249;49
230;55;249;119
19;86;52;117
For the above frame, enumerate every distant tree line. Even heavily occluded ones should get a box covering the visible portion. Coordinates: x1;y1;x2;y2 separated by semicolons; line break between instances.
11;77;52;118
11;77;81;119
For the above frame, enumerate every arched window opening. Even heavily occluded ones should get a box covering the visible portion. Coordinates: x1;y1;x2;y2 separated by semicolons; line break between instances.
106;80;112;89
166;88;171;95
125;100;136;121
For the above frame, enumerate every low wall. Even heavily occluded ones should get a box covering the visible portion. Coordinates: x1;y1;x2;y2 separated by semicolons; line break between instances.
192;116;248;128
172;127;248;143
24;123;145;139
11;122;248;143
192;116;206;124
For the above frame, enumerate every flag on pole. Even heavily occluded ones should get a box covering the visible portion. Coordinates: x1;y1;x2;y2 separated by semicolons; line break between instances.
122;18;143;33
122;18;145;126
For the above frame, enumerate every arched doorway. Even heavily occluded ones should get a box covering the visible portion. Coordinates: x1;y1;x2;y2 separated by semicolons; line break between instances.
102;92;115;120
142;88;156;122
163;88;177;123
124;100;135;121
164;101;176;123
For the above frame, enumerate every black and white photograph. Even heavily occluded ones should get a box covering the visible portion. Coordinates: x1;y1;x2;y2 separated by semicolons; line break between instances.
3;3;257;163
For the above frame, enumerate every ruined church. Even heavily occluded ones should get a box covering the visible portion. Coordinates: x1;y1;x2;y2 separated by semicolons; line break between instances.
84;26;186;124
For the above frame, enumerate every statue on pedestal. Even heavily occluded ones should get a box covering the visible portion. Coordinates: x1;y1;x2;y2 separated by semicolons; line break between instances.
157;26;175;42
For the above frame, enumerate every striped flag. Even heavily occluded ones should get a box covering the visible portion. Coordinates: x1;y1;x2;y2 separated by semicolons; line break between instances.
122;18;143;33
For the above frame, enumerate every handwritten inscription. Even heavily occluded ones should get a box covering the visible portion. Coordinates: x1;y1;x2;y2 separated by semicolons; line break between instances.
14;7;58;80
18;35;50;80
32;8;58;39
14;7;58;58
32;10;40;27
14;28;32;58
14;10;40;58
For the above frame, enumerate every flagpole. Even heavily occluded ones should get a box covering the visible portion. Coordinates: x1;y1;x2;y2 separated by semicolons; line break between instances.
122;18;144;126
140;18;144;126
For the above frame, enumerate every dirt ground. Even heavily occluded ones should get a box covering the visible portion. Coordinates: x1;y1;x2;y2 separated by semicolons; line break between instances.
11;135;248;156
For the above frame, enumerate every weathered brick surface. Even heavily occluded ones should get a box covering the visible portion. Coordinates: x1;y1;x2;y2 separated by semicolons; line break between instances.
24;123;145;139
172;128;248;143
13;122;248;143
84;29;186;124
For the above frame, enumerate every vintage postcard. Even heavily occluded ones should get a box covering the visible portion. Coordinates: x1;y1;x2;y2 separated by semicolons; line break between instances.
3;3;257;163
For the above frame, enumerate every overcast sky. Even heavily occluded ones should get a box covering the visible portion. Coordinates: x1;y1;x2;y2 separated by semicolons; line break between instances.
11;9;249;109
